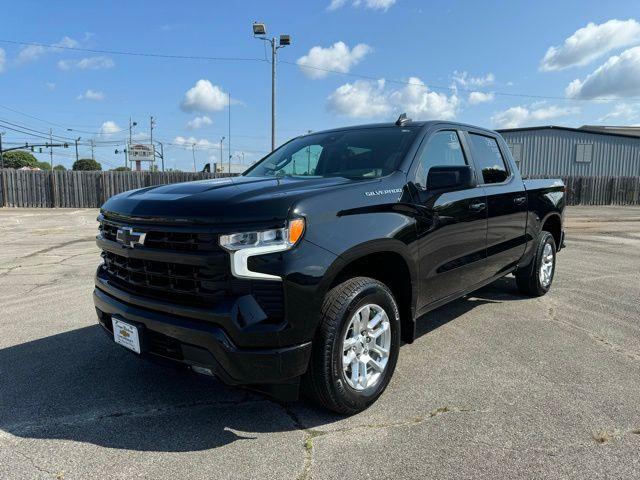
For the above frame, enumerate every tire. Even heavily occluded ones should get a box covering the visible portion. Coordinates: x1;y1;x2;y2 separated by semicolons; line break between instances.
516;231;557;297
303;276;401;414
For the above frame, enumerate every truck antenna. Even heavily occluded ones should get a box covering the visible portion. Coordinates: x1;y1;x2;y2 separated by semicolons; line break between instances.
395;113;411;126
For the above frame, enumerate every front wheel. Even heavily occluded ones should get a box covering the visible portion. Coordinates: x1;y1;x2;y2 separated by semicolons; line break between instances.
516;231;557;296
303;277;400;414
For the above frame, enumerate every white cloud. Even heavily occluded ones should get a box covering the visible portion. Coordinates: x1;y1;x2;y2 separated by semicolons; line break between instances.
0;48;5;73
491;104;578;129
77;89;105;101
297;42;371;79
17;36;79;64
327;0;347;10
186;115;213;130
45;82;56;91
328;0;396;11
327;77;460;119
452;71;495;88
598;103;638;122
327;79;391;118
100;121;121;135
173;136;219;149
565;46;640;99
58;56;114;71
540;19;640;71
181;79;230;113
468;91;495;105
389;77;460;119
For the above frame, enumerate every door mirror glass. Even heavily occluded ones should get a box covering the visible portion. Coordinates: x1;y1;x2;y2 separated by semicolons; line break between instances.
426;165;475;191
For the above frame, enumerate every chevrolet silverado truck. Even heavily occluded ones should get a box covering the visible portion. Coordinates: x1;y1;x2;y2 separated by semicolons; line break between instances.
94;117;565;414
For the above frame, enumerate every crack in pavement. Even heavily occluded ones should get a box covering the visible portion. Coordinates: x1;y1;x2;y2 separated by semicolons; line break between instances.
13;449;59;478
1;238;96;266
544;304;640;362
0;251;97;280
5;394;264;435
271;401;476;480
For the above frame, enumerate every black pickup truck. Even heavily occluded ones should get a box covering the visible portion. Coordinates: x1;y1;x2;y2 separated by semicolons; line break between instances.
94;117;565;413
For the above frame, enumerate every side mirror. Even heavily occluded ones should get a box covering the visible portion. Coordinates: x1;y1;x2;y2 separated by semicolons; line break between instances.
426;165;475;191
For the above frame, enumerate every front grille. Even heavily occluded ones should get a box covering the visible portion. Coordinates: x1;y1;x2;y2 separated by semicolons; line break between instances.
98;216;285;319
99;220;219;252
101;251;229;307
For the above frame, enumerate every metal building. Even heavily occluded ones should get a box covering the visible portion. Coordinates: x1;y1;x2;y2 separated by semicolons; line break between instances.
497;126;640;178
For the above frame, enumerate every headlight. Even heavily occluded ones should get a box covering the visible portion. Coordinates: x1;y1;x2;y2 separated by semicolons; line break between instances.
219;218;305;251
219;218;305;281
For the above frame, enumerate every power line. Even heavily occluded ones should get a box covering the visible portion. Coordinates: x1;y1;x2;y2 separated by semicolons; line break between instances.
282;63;639;103
282;60;633;103
0;119;74;141
3;38;634;103
0;39;268;64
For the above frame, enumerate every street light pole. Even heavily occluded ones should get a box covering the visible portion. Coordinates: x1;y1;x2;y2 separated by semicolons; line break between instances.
252;23;291;152
219;136;225;174
191;143;196;172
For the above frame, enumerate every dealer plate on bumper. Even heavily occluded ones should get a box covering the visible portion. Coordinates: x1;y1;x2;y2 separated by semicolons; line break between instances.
112;317;141;354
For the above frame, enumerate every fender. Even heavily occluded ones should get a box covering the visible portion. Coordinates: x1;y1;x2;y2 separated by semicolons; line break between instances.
316;238;420;343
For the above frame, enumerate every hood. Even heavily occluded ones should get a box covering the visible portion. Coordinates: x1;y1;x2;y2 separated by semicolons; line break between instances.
101;175;357;224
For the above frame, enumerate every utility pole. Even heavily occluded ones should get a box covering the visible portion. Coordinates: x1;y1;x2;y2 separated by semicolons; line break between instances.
150;116;155;172
74;137;81;162
191;143;196;172
49;129;54;170
0;132;4;169
252;23;291;151
129;117;137;170
90;139;95;161
158;142;164;173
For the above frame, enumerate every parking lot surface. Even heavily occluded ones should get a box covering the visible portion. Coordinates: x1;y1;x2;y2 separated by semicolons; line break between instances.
0;206;639;479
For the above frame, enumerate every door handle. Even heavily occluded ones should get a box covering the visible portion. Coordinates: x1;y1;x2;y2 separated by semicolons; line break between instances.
514;196;526;206
469;201;486;211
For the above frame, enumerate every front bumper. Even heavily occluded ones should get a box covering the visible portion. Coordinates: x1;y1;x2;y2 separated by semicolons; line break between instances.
93;286;312;386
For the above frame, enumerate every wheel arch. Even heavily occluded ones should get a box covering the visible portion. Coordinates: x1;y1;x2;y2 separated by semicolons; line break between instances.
541;212;562;249
319;240;418;344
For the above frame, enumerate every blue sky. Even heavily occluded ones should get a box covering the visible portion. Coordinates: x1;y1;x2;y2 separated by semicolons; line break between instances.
0;0;639;171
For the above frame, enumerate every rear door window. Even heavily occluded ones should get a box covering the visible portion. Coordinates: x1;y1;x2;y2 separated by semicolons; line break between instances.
469;133;510;184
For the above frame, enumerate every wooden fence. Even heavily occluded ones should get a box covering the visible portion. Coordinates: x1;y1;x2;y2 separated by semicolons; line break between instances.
526;175;640;206
1;169;639;208
0;170;234;208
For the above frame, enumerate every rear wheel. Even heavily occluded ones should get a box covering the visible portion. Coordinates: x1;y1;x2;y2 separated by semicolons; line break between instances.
304;277;400;414
516;231;556;296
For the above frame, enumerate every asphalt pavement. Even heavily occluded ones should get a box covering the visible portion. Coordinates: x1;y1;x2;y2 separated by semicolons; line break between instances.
0;206;638;479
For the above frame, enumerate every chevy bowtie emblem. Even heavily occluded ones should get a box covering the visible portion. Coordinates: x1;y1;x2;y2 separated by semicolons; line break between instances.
116;227;146;248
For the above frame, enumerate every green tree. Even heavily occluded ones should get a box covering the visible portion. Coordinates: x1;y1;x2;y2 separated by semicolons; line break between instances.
53;164;67;171
111;166;131;172
72;158;102;171
35;161;51;171
2;150;38;169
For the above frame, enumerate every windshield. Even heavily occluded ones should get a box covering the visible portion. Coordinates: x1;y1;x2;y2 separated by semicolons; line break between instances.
244;126;420;179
